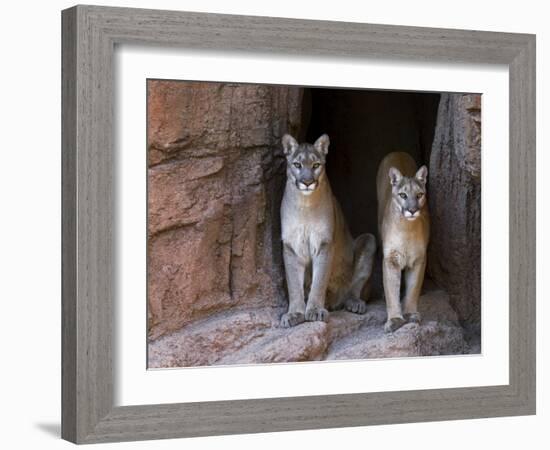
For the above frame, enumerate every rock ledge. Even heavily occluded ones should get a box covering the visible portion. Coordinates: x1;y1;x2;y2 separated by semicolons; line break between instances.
148;289;473;368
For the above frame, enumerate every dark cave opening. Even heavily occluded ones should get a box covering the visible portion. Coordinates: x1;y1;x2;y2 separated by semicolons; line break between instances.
304;88;440;238
301;88;441;297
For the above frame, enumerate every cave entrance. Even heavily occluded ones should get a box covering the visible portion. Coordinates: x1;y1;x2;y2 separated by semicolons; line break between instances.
301;88;441;296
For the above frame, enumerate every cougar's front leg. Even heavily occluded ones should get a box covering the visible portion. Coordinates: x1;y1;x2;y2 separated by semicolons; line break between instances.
281;243;306;328
382;254;405;333
403;257;426;323
305;242;332;322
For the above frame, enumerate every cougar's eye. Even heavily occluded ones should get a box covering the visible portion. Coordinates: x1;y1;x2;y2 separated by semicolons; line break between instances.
399;193;407;199
417;193;424;199
293;162;302;169
312;163;320;169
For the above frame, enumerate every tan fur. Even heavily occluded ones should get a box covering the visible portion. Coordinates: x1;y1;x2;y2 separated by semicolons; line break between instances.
280;134;376;327
376;152;430;332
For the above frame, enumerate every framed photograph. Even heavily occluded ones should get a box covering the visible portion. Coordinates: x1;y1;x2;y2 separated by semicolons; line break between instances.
62;5;536;444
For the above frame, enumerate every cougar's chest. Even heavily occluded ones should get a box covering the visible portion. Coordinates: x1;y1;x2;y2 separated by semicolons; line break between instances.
382;219;428;269
281;201;334;261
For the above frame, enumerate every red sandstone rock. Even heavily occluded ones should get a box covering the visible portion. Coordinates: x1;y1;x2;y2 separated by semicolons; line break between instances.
148;290;470;368
147;80;302;339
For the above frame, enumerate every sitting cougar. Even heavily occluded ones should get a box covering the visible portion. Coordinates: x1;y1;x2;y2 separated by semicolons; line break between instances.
376;152;430;333
280;133;376;328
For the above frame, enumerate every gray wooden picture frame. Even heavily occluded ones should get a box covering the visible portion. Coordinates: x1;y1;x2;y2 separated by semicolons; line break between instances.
61;4;536;444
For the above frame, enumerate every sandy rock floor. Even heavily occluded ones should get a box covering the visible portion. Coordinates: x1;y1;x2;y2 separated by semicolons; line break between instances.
148;289;477;369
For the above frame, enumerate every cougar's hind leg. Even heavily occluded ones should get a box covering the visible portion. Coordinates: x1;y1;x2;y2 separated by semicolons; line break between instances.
344;233;376;314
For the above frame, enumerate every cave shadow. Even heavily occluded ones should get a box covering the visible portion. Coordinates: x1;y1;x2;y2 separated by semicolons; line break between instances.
303;87;440;297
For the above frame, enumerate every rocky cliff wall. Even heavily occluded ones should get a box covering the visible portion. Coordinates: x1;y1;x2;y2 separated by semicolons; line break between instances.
427;93;482;325
147;81;302;339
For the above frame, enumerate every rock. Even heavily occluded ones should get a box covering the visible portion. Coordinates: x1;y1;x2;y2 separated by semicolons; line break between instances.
148;289;471;368
148;307;280;368
148;157;226;235
147;81;302;166
326;290;467;360
147;221;233;340
427;93;481;326
217;321;329;365
147;80;303;339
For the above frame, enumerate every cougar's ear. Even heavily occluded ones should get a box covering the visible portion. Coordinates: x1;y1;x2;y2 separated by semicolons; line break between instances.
415;165;428;185
314;134;330;155
388;167;403;186
282;134;298;156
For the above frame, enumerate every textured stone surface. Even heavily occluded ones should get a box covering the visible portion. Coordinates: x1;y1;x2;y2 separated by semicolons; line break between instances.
427;93;482;326
326;291;467;360
147;81;303;339
148;308;280;368
149;289;472;368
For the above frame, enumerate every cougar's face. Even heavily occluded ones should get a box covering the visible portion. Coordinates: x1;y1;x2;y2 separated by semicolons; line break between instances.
282;134;329;196
389;165;428;221
288;147;325;194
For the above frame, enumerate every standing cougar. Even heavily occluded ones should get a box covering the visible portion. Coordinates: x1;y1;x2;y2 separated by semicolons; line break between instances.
280;134;377;328
377;152;430;333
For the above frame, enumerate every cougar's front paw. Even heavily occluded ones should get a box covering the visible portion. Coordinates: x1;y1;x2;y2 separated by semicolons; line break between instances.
305;306;329;322
344;297;367;314
405;312;422;324
281;312;305;328
384;316;405;333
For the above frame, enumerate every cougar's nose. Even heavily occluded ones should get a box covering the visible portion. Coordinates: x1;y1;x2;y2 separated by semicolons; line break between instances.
408;207;418;214
302;179;314;186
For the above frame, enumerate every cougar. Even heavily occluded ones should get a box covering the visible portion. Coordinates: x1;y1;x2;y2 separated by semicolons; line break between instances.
279;133;377;328
376;151;430;333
